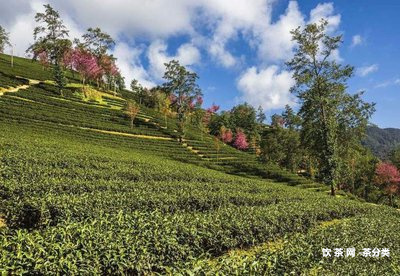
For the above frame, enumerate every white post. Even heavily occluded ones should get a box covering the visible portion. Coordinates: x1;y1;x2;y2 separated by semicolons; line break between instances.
10;44;14;67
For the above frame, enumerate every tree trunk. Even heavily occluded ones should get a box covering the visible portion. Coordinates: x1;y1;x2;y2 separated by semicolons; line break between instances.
130;118;133;129
331;185;336;196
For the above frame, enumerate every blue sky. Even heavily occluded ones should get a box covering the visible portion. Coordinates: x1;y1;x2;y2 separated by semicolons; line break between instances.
1;0;399;127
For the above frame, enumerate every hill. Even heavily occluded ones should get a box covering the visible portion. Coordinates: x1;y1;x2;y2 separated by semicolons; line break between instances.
0;53;400;274
364;126;400;159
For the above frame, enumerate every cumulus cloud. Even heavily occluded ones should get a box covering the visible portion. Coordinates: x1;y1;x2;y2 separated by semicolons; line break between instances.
0;0;343;108
200;0;273;67
54;0;196;39
236;1;341;111
2;0;84;57
308;2;341;32
256;1;304;62
357;64;378;77
147;40;201;80
237;66;296;110
111;43;155;88
351;34;363;47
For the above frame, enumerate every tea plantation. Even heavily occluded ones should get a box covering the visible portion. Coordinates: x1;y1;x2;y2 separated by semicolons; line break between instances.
0;53;399;274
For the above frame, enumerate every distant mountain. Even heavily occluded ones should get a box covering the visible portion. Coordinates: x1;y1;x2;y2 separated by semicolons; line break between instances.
363;126;400;159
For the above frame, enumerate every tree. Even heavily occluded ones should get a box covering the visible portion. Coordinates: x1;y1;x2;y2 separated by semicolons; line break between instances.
125;100;140;128
0;25;11;53
70;48;102;85
271;114;285;128
27;4;70;62
220;126;233;143
130;79;146;105
389;146;400;170
38;51;49;70
282;105;301;130
208;110;230;137
256;105;266;124
115;74;125;91
230;103;257;138
260;115;303;172
82;27;115;58
234;129;249;150
54;62;67;96
286;19;375;195
374;162;400;206
162;60;202;141
155;92;171;128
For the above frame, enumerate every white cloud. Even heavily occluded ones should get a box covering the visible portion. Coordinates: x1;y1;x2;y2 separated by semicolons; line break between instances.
375;78;400;89
147;40;201;80
237;65;296;110
202;0;273;67
309;2;341;33
256;1;304;62
357;64;378;77
351;34;363;47
54;0;196;39
0;0;344;104
208;42;237;67
2;0;84;57
111;42;155;88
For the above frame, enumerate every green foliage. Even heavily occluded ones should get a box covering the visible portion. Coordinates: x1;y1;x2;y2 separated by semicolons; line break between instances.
260;124;303;172
256;105;266;123
27;4;70;62
363;126;400;159
0;53;79;82
53;63;67;96
174;208;400;275
390;146;400;170
125;100;140;128
81;27;115;58
230;103;257;138
0;119;383;274
0;52;398;275
287;19;375;195
162;60;202;140
282;104;301;130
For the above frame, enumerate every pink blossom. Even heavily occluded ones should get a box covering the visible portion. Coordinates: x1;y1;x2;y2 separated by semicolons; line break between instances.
196;96;203;106
233;129;248;150
70;49;103;83
38;51;49;68
221;128;233;143
375;162;400;186
207;104;220;114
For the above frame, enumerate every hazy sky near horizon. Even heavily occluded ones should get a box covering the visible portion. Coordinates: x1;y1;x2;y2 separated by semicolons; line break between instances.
0;0;399;128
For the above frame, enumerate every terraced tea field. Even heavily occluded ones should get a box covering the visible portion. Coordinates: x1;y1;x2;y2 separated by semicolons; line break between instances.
0;53;399;274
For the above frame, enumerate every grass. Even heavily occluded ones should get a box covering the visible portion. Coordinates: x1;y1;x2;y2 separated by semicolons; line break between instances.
0;54;399;274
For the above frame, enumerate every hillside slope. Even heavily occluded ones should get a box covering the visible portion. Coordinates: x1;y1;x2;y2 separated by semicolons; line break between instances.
0;54;399;274
364;125;400;159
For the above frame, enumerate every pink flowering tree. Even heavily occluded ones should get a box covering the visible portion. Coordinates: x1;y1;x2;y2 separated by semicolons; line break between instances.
234;129;248;150
220;127;233;143
37;51;49;70
195;96;203;107
202;104;220;127
70;48;102;85
375;162;400;206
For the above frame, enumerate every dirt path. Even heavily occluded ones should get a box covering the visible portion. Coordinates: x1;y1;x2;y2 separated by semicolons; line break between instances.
0;84;30;96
